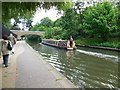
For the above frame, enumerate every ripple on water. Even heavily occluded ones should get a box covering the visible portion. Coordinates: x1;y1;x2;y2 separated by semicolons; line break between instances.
32;44;118;88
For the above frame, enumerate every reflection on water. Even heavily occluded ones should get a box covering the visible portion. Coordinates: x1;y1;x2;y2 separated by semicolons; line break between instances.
31;43;118;88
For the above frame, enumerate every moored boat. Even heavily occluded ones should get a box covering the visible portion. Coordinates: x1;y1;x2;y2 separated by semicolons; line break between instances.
42;39;76;50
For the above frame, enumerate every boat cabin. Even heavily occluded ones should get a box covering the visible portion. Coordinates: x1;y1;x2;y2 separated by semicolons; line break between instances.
42;39;76;50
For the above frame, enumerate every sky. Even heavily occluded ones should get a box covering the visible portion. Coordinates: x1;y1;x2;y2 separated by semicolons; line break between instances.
32;7;63;26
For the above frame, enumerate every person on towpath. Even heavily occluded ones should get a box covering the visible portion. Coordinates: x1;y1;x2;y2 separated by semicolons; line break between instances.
1;35;12;67
8;33;16;54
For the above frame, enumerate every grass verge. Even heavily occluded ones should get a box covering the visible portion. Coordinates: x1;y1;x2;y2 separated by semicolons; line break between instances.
75;37;120;48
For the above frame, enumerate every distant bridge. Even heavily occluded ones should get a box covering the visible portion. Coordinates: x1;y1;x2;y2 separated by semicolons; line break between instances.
10;30;45;39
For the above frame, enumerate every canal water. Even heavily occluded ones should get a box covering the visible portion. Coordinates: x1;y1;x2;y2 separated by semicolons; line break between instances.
28;41;119;88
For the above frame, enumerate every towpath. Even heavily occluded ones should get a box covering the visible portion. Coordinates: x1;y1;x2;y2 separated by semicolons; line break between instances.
1;41;77;88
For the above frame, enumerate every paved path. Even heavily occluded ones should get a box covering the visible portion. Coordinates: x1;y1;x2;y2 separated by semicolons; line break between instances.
1;41;24;88
0;54;2;89
15;41;76;88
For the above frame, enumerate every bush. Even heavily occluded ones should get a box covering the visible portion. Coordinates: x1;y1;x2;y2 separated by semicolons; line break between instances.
94;42;120;48
75;37;102;45
75;37;119;48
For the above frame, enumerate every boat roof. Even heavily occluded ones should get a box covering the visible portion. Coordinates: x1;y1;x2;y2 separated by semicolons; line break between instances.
42;39;68;41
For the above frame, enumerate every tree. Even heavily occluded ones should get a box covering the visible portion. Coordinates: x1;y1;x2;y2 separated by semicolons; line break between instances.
30;25;46;31
53;18;64;28
39;17;53;27
116;1;120;31
60;8;79;39
2;2;73;28
83;1;117;41
44;27;54;39
74;2;85;25
11;24;21;30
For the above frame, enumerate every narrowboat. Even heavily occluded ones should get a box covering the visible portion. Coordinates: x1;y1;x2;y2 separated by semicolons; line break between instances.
42;39;76;50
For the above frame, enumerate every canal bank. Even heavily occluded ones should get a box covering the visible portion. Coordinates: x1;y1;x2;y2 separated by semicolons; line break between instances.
2;41;77;88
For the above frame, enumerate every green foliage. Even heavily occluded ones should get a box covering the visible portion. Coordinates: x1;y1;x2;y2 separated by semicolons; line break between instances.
11;26;21;30
94;41;120;48
2;2;73;28
75;37;103;45
2;2;37;26
39;17;53;27
26;17;54;41
3;21;13;29
75;37;119;48
44;27;54;39
25;1;119;49
117;2;120;30
52;27;63;39
59;8;80;39
94;42;118;48
30;25;46;31
43;27;63;39
30;17;63;40
53;18;64;28
26;35;41;42
25;19;33;30
83;2;117;41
